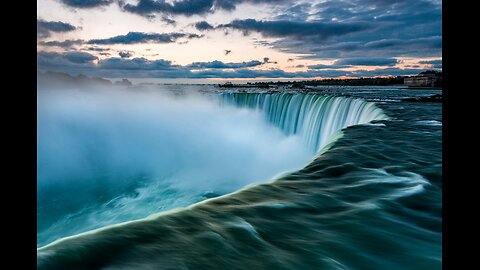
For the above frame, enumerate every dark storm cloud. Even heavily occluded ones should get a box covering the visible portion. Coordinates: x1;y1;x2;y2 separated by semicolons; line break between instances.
59;0;114;8
37;19;77;38
87;32;203;44
187;60;263;69
218;19;371;40
335;57;398;66
194;21;214;31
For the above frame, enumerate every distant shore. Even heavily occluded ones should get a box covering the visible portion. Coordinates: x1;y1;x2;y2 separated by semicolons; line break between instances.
38;70;442;90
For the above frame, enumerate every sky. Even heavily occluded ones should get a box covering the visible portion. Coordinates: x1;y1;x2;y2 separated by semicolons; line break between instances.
37;0;442;82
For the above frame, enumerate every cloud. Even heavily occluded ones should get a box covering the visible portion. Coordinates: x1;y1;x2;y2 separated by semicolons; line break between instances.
364;37;442;50
273;2;312;21
59;0;113;8
218;19;371;40
37;49;428;79
47;0;440;66
39;49;286;79
419;59;442;65
161;17;176;25
121;0;215;17
36;51;305;78
84;47;110;52
87;32;203;44
38;39;84;48
262;57;277;64
119;51;133;58
256;0;441;59
419;59;442;69
293;36;442;59
38;51;352;78
187;60;263;69
38;51;97;67
334;57;399;66
38;51;182;75
37;19;77;38
120;0;290;17
308;64;350;70
63;51;98;63
194;21;214;31
50;0;441;63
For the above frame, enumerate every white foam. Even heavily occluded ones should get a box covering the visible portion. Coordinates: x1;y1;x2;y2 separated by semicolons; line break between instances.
416;120;442;126
359;168;430;200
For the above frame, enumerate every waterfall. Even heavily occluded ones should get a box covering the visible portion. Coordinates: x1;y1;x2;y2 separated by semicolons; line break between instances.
219;93;389;153
36;89;390;251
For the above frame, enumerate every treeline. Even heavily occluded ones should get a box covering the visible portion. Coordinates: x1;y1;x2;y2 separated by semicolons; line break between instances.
246;76;405;87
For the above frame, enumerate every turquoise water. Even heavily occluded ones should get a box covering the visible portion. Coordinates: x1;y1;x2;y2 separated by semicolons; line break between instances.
37;85;441;269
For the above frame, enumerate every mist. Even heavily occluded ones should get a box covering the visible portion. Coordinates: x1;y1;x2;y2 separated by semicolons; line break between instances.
37;85;312;246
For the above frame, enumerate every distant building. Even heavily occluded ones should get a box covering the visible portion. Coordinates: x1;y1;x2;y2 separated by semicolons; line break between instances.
404;71;442;88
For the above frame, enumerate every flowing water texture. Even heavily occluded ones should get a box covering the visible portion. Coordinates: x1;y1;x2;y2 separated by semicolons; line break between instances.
37;85;442;270
219;93;388;153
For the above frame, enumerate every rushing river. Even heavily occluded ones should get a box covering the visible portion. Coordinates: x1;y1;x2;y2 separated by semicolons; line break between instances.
37;85;442;270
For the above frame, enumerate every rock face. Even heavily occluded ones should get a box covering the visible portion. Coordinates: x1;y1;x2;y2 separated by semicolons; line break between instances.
402;94;442;103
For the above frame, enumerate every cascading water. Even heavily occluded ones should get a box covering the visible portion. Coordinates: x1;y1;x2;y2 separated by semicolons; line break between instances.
219;93;389;153
37;87;390;249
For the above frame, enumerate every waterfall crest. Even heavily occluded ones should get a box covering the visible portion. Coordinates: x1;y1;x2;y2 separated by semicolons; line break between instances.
219;93;389;153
